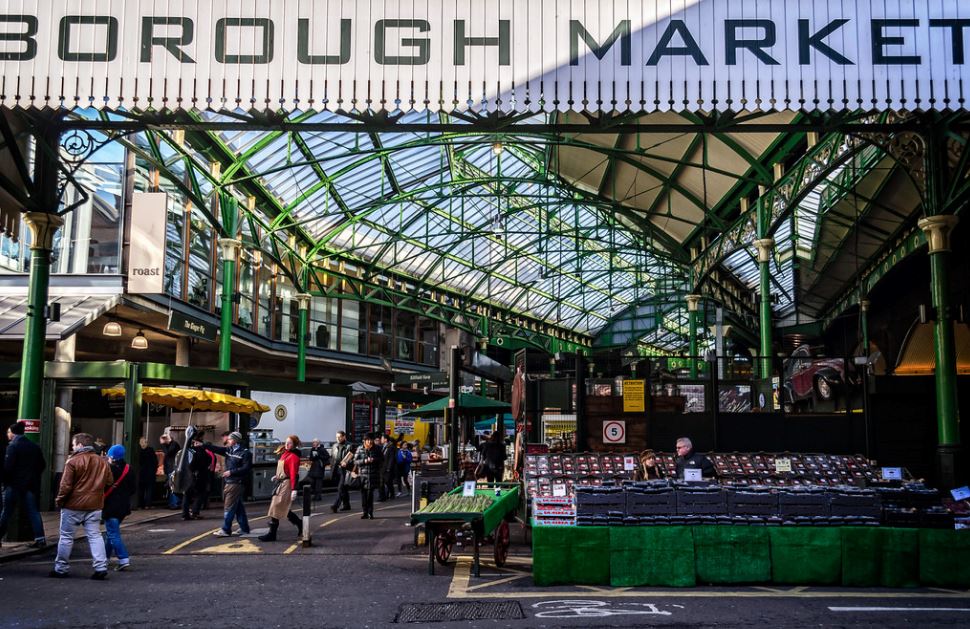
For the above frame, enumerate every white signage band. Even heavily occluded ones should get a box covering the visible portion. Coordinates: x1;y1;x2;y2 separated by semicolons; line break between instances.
0;1;967;113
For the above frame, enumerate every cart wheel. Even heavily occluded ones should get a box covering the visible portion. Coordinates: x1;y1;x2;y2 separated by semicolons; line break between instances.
493;520;510;567
434;531;455;565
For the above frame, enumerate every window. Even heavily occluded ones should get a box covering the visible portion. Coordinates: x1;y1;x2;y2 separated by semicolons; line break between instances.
310;295;338;350
258;265;274;338
274;274;298;343
163;197;185;300
340;300;359;353
186;207;213;310
237;254;256;330
394;310;416;361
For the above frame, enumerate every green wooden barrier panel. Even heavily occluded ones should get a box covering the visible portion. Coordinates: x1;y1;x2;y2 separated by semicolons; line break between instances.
841;527;919;588
919;529;970;588
768;527;842;585
610;526;696;587
693;526;771;584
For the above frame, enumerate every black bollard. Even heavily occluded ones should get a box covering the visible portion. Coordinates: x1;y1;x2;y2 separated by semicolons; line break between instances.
302;485;312;547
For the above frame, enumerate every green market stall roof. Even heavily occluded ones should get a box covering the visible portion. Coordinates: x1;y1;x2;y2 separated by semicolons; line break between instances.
405;393;511;418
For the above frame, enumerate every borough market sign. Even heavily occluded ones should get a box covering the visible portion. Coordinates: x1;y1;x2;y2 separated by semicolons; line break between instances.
1;1;968;113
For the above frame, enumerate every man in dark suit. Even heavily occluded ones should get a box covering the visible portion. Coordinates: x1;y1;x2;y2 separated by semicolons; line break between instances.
0;422;47;548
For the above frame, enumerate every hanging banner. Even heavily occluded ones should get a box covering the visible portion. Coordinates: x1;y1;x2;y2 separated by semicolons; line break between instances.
127;192;167;294
1;1;968;113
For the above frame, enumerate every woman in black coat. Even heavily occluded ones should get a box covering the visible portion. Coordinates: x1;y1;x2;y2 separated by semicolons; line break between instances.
353;433;383;520
477;432;507;483
307;439;330;500
137;437;157;509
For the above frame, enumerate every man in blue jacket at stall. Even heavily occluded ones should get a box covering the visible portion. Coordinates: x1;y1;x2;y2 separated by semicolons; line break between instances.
0;422;47;548
204;432;252;537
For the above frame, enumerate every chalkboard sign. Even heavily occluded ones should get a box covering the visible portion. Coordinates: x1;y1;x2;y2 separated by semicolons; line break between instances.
352;401;373;441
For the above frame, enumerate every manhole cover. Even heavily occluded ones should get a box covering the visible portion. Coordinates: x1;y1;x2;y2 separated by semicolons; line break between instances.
395;601;524;623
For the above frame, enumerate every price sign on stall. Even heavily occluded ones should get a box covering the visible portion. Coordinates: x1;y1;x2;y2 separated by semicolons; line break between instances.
774;457;792;473
463;481;477;497
552;484;567;497
881;467;903;481
623;456;637;471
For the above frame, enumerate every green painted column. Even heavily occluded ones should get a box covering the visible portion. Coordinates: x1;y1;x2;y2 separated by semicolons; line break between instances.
859;298;870;355
17;212;64;441
686;294;701;378
754;238;775;380
217;238;241;371
295;293;311;382
918;215;961;458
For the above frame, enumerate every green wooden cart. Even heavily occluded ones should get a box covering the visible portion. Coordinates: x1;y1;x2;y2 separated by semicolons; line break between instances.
410;482;520;576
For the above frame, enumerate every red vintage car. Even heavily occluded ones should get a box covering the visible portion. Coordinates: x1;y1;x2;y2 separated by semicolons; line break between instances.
782;345;848;412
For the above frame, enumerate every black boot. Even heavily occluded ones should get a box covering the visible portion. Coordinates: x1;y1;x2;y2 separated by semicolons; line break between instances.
287;511;303;537
258;518;279;542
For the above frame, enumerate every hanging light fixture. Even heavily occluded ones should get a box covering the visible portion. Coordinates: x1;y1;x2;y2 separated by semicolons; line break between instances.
131;329;149;350
491;140;504;155
102;320;122;337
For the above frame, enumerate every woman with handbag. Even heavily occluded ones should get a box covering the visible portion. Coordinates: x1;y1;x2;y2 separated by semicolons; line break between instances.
258;435;303;542
353;433;383;520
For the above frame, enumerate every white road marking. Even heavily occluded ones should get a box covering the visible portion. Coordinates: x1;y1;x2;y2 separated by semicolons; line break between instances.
146;529;176;533
829;607;970;613
532;600;678;619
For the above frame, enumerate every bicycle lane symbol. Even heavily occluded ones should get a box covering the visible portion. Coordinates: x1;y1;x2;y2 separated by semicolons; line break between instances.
532;600;684;619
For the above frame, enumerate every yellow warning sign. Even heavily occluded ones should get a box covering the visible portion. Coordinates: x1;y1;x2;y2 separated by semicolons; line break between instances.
194;538;262;554
622;379;646;413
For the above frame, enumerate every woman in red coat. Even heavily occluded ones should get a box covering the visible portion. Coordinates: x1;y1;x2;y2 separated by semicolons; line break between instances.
259;435;303;542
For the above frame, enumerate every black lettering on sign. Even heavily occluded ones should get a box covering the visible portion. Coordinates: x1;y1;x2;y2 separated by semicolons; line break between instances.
298;18;351;64
454;20;510;66
215;18;274;64
375;19;430;65
798;19;853;65
646;20;708;66
725;19;779;65
141;17;195;63
569;20;631;66
59;16;118;62
0;15;37;61
872;19;921;65
929;19;970;64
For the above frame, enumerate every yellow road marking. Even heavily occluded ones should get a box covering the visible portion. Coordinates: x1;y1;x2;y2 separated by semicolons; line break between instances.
282;503;411;554
194;539;262;554
162;515;269;555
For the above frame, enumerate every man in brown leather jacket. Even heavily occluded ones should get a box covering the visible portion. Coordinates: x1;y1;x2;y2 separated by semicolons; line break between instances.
50;432;114;580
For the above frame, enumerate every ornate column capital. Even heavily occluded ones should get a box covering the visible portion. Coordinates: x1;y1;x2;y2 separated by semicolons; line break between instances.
686;294;702;312
217;238;242;260
753;238;775;263
23;212;64;251
918;215;959;254
295;293;312;310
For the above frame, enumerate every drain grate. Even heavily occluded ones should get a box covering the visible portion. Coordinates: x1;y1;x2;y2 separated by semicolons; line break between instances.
395;601;525;623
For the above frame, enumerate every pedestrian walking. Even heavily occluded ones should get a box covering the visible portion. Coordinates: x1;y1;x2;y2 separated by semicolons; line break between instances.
0;422;47;549
181;435;209;520
379;434;397;502
102;445;135;571
307;438;329;501
396;441;413;496
159;433;181;509
204;432;252;537
330;431;353;513
50;433;114;579
258;436;303;542
353;433;383;519
136;437;156;509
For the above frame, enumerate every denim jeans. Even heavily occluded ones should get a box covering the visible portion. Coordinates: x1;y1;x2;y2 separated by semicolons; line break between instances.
0;487;46;543
103;517;129;565
54;509;107;574
221;483;249;534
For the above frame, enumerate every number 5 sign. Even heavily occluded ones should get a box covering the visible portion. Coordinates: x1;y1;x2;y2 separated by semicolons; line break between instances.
603;420;626;444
